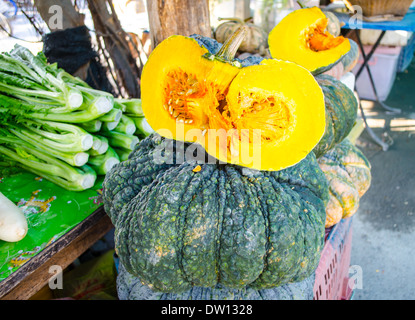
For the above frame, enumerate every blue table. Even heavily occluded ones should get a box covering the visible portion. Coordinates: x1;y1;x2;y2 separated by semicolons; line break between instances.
334;9;415;151
338;8;415;31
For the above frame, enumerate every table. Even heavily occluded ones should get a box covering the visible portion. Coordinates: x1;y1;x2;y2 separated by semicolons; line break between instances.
0;171;113;300
0;207;113;300
335;9;415;151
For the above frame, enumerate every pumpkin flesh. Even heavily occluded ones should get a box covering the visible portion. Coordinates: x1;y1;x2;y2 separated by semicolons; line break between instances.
141;34;326;171
143;35;239;138
268;7;351;75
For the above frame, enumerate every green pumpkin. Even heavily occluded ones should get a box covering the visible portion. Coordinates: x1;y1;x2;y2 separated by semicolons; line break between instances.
102;134;329;293
214;17;268;55
313;74;358;158
318;139;371;227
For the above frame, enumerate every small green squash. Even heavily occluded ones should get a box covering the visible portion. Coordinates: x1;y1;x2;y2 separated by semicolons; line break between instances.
214;17;268;55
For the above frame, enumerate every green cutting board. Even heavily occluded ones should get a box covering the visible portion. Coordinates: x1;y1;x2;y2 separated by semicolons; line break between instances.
0;171;104;282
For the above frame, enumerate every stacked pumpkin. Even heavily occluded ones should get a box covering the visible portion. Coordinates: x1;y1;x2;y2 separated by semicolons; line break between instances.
102;6;370;299
267;6;371;229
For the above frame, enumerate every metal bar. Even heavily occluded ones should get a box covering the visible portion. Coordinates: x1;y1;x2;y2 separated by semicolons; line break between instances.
355;30;402;114
355;30;386;79
353;30;394;150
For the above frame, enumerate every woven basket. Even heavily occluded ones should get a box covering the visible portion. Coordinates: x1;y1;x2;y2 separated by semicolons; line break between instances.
344;0;413;17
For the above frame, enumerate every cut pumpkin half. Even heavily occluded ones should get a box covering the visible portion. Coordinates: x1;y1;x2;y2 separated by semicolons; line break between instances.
268;7;351;75
141;28;326;171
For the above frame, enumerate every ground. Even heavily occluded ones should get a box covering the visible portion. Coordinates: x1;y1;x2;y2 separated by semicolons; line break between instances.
351;57;415;300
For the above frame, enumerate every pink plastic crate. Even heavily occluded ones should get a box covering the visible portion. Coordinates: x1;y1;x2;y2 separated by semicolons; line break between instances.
313;217;354;300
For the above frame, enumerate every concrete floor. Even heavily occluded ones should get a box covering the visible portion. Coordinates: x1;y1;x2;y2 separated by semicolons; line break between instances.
350;58;415;300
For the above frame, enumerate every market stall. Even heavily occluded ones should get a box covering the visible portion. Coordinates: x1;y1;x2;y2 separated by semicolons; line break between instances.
1;0;412;301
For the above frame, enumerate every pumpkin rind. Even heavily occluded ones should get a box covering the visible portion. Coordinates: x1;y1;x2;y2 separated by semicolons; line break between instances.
102;134;329;293
323;11;342;37
318;139;371;227
313;74;358;158
341;39;359;73
268;7;351;75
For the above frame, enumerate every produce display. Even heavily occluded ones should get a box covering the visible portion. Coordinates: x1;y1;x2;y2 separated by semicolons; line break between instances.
268;6;351;75
0;172;103;280
318;139;372;228
0;3;374;302
98;2;374;297
0;45;153;191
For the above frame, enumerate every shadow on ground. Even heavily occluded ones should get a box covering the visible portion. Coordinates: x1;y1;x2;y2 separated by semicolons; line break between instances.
351;57;415;299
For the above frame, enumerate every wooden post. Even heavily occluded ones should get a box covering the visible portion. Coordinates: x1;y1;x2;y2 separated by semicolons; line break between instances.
87;0;142;98
146;0;212;48
234;0;251;20
34;0;87;79
34;0;84;31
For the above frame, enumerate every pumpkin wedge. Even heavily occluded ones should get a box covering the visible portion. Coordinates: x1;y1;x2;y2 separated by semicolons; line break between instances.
141;29;326;171
268;7;351;75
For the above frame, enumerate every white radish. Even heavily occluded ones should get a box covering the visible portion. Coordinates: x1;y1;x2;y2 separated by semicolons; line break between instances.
0;192;28;242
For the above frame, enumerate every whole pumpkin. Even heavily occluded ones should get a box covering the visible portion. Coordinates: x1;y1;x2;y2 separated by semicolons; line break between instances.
214;17;268;55
102;134;329;293
313;74;358;158
318;139;371;228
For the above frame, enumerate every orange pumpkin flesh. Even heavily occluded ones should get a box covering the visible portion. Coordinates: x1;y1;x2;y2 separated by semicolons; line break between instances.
306;18;347;52
268;7;351;75
141;28;326;171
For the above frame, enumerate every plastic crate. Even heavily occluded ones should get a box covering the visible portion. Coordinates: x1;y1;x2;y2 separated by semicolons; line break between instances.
313;217;354;300
352;45;402;101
